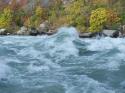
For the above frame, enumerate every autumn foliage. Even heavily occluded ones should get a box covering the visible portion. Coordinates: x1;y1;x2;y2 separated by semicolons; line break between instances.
89;7;120;32
24;6;45;28
106;9;120;26
0;0;124;33
89;8;107;32
0;7;13;29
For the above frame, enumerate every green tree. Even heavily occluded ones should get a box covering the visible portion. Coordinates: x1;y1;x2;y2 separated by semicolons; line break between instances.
24;6;44;28
64;0;86;32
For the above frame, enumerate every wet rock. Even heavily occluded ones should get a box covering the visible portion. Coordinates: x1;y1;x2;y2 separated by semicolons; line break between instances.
46;30;57;35
17;26;29;35
79;32;92;38
102;29;120;38
7;33;10;35
29;27;38;36
79;30;120;38
38;21;49;35
0;29;7;35
118;25;125;37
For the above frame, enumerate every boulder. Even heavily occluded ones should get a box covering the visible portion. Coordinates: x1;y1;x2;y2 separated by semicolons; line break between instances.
46;30;57;35
79;30;120;38
118;25;125;37
0;29;7;35
29;27;38;36
17;26;29;35
7;33;10;35
38;21;49;34
102;29;120;38
79;32;92;38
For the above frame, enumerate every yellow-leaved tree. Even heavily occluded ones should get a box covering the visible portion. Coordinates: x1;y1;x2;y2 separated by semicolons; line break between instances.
89;8;120;32
0;7;13;29
89;8;108;32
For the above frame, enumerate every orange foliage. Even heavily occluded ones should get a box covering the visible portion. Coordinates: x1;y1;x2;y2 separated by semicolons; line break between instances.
9;0;28;11
106;9;120;25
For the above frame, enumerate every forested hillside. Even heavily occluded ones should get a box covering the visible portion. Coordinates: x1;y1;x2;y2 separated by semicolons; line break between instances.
0;0;125;33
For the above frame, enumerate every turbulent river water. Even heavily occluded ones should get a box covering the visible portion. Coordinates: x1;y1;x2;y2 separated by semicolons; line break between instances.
0;27;125;93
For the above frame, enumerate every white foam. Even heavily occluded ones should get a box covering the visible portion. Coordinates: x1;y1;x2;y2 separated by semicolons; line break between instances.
27;57;61;73
27;64;50;72
18;47;41;58
82;37;125;71
66;75;115;93
41;27;79;62
84;37;125;51
56;27;79;39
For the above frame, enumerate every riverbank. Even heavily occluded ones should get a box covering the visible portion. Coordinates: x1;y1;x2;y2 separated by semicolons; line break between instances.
1;0;125;38
1;26;125;38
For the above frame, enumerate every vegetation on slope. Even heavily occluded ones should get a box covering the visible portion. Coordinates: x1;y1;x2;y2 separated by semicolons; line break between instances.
0;0;124;33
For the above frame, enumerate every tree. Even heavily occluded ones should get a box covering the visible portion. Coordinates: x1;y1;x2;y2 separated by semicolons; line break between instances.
24;5;44;28
89;8;107;32
89;8;120;32
0;7;13;29
64;0;86;32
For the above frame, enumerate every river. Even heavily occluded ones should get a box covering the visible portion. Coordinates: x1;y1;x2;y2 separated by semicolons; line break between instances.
0;27;125;93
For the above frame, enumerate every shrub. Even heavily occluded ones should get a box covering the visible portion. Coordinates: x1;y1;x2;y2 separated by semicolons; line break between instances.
48;0;63;25
0;7;13;29
65;0;83;25
64;0;86;32
35;6;43;17
14;10;27;27
89;8;108;32
24;6;44;28
89;8;121;32
106;9;120;26
121;12;125;24
48;9;57;24
52;16;71;28
89;8;120;32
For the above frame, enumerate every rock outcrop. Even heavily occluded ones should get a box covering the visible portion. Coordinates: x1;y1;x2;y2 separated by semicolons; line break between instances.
0;29;7;35
79;29;121;38
38;21;49;35
29;28;38;36
119;25;125;37
79;32;93;38
102;29;120;38
17;26;29;35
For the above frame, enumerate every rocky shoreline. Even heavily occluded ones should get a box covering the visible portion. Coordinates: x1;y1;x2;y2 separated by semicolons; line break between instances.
0;28;125;38
0;22;125;38
0;28;124;38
